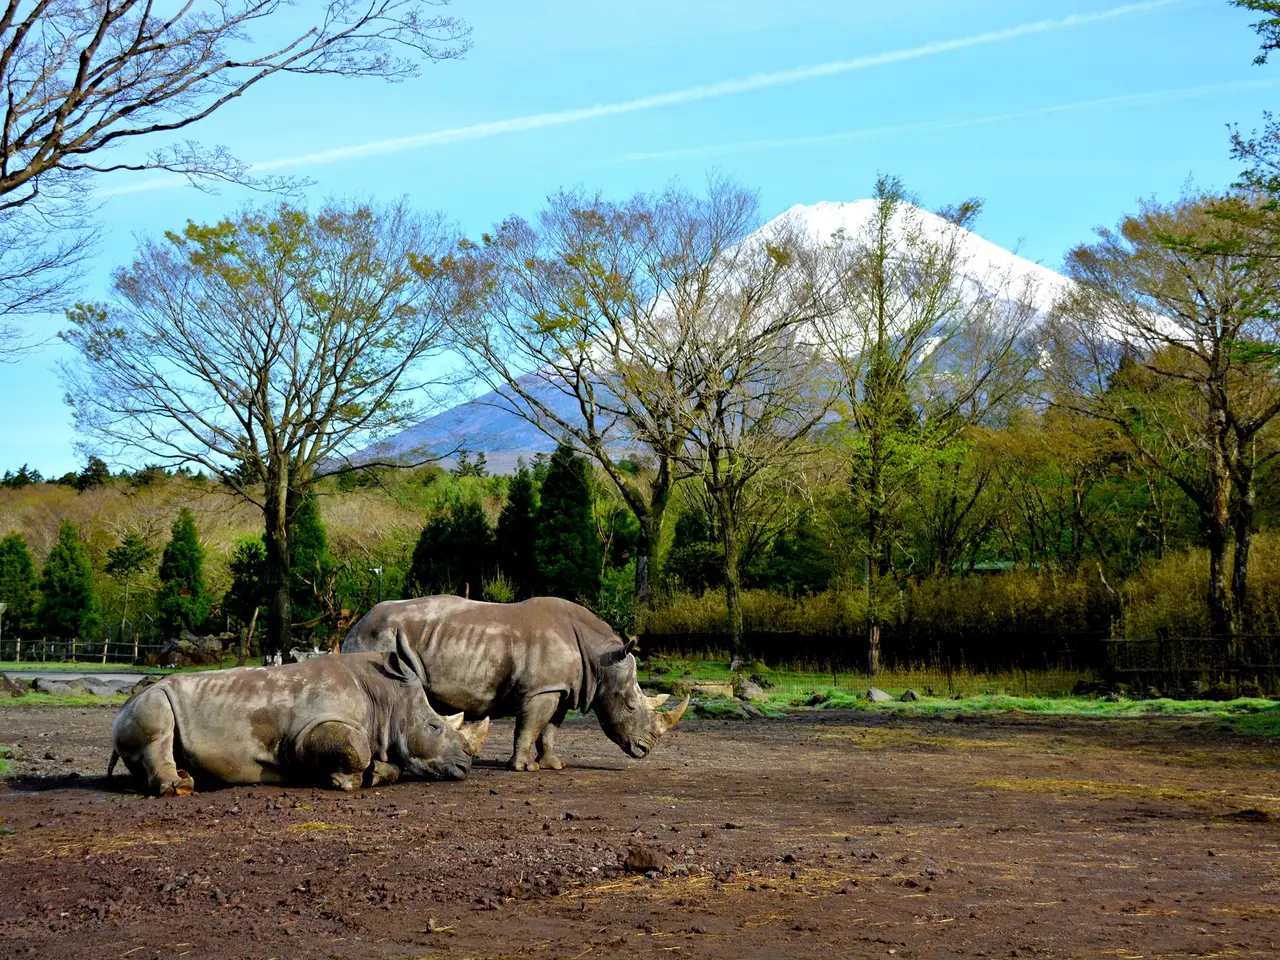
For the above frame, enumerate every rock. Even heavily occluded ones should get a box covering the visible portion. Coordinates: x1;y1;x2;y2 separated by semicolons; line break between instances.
741;702;765;719
148;631;230;667
690;681;735;700
81;677;124;698
623;844;669;873
34;676;85;696
900;688;920;702
130;676;161;696
287;646;328;664
734;678;768;703
867;687;893;703
0;673;27;697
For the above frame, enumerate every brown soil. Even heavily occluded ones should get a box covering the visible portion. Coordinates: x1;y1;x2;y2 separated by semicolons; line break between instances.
3;706;1280;959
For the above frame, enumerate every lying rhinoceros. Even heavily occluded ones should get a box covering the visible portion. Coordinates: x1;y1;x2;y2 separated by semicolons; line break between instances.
109;635;490;796
342;596;688;771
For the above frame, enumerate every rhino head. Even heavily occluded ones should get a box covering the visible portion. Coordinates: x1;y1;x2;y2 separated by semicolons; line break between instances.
388;634;491;780
592;639;689;759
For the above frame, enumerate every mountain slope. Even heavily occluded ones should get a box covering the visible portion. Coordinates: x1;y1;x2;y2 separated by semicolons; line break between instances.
366;201;1069;471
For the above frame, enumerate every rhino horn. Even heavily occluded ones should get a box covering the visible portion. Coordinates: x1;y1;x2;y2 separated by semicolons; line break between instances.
459;717;491;756
658;695;690;732
443;711;465;730
645;693;670;710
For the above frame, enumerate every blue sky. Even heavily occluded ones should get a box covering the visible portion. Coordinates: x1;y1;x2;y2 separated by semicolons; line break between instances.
2;0;1272;475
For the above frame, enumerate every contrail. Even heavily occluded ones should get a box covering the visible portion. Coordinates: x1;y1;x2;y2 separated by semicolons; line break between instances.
612;78;1280;164
99;0;1180;197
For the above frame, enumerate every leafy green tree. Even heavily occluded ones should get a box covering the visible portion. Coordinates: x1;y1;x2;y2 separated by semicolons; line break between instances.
289;491;333;625
495;463;540;597
37;521;99;641
406;499;495;598
156;508;212;634
534;443;601;602
76;456;111;492
64;200;458;656
105;534;156;637
0;533;38;635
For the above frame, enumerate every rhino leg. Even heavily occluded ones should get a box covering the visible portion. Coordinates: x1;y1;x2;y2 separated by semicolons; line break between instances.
365;760;402;788
114;691;195;797
535;702;570;771
509;692;562;772
296;720;373;792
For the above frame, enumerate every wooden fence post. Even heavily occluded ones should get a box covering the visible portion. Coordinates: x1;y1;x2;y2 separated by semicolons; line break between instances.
102;633;109;664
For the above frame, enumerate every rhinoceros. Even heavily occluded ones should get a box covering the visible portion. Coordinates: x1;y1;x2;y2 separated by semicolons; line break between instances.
109;635;491;796
342;596;689;771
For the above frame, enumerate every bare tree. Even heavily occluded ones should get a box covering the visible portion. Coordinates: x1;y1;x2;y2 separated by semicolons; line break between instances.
0;0;469;333
661;213;837;665
62;198;457;654
816;176;1037;673
1047;190;1280;641
445;180;762;628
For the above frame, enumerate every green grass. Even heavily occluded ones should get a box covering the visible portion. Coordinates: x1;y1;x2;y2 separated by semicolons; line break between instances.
0;692;129;707
639;655;1089;699
0;657;248;675
0;746;11;776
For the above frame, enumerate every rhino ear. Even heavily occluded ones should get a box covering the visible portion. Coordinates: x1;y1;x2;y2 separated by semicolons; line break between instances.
597;638;637;669
390;633;426;685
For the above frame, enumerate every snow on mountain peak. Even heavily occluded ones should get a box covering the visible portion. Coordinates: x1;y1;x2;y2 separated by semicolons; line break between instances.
765;199;1071;311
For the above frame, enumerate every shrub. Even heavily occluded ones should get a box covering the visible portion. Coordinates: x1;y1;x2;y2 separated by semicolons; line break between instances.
1122;532;1280;637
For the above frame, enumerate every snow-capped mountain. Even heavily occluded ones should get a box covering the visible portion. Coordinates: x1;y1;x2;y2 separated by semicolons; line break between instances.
363;201;1071;472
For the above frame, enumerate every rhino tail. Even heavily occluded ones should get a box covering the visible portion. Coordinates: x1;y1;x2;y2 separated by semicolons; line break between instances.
107;750;120;778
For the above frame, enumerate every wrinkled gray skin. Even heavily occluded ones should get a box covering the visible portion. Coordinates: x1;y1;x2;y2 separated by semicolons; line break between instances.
342;596;689;771
109;634;491;796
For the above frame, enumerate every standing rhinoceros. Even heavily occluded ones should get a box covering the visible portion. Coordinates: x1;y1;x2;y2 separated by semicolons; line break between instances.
109;635;490;796
342;596;689;771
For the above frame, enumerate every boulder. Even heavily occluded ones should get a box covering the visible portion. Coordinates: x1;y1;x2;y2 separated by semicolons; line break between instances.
148;630;228;668
900;688;920;703
691;681;735;700
741;702;765;719
734;677;769;703
867;687;893;703
0;673;28;697
130;676;160;696
34;676;86;696
287;646;328;664
623;844;670;873
81;677;120;697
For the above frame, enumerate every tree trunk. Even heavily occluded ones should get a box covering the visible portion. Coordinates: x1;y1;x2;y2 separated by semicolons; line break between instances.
262;482;292;657
717;494;745;669
1206;420;1234;641
631;456;672;636
1232;453;1256;639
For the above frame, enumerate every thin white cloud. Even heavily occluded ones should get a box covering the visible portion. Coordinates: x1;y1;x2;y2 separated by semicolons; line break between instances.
98;0;1181;198
612;78;1280;163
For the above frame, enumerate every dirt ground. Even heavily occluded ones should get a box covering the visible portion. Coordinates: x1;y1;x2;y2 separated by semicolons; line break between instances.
3;707;1280;959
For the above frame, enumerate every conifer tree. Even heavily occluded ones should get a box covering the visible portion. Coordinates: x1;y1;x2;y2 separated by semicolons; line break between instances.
289;491;332;624
534;443;601;602
0;532;38;635
495;462;540;597
37;521;99;641
156;508;212;634
105;533;156;637
226;538;268;629
406;499;495;598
